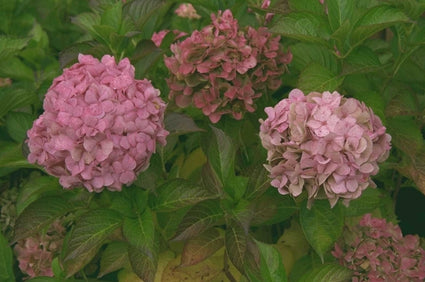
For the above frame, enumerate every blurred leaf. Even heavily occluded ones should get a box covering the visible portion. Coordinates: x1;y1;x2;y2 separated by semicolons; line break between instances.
16;176;61;216
204;126;235;186
253;239;287;282
326;0;355;31
0;141;36;170
123;0;166;30
62;209;122;277
172;199;223;241
344;46;383;74
123;209;155;249
244;166;271;199
225;221;247;274
298;63;344;92
151;178;216;212
0;232;14;282
98;241;130;278
128;239;159;282
270;13;331;45
250;194;298;226
71;12;101;35
164;112;204;135
133;39;162;78
291;43;338;73
0;57;34;81
351;5;409;46
100;1;122;31
344;188;383;217
298;263;352;282
0;36;29;60
0;86;37;118
180;228;224;266
300;201;344;261
288;0;324;14
387;117;423;157
14;196;73;242
6;111;34;142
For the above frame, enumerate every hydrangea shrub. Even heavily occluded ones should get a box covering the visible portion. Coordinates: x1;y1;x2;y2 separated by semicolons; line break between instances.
27;54;168;192
260;89;391;207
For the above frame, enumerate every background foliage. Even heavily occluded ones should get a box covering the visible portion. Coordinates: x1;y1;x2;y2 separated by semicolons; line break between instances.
0;0;425;281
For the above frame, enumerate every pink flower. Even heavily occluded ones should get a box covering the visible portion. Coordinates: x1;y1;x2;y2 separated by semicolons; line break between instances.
259;89;391;207
151;30;187;48
27;54;168;192
165;9;291;123
333;214;425;281
14;220;65;278
174;3;201;19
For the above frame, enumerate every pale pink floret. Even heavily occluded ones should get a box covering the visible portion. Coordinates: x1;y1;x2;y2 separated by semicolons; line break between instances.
332;214;425;281
174;3;201;19
259;89;391;207
14;221;65;278
165;9;292;123
27;54;168;192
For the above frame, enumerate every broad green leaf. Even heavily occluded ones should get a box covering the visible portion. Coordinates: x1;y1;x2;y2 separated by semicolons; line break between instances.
0;142;36;170
0;36;29;60
14;196;73;242
156;208;189;240
164;112;204;135
62;209;122;277
0;232;14;282
291;43;338;73
151;178;216;212
250;194;298;226
123;0;166;30
225;221;247;274
0;86;37;118
298;63;344;93
100;1;122;31
180;228;224;266
288;0;324;14
344;188;382;216
128;240;159;282
270;13;331;45
123;209;155;249
254;239;287;282
351;5;409;46
200;162;224;196
204;126;235;185
16;175;61;216
244;166;271;199
344;46;383;74
298;263;352;282
349;90;385;121
172;199;223;241
224;175;248;201
6;111;34;143
133;39;162;78
326;0;355;31
71;12;101;35
387;117;423;157
300;200;344;261
98;242;130;278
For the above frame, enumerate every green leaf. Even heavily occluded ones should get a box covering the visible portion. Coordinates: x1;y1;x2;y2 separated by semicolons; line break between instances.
225;221;247;274
71;12;101;35
326;0;355;31
151;178;216;212
291;43;339;73
0;232;14;282
164;112;204;135
344;46;383;74
387;116;423;157
224;175;248;201
14;196;73;242
270;13;331;45
0;36;29;60
298;63;344;93
101;2;122;31
351;5;410;46
0;86;37;118
98;242;130;278
128;239;159;282
349;90;385;121
123;209;155;249
0;141;36;170
300;200;344;261
344;188;382;217
180;228;224;266
16;175;61;216
250;193;298;226
204;126;235;185
62;209;122;277
288;0;324;14
172;199;224;241
123;0;166;30
298;263;352;282
254;239;287;282
133;39;163;78
6;111;34;143
244;166;271;199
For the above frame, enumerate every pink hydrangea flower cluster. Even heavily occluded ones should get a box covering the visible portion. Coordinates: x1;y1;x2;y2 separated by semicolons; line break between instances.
14;221;65;278
174;3;201;19
151;30;187;48
332;214;425;281
165;9;292;123
259;89;391;207
27;54;168;192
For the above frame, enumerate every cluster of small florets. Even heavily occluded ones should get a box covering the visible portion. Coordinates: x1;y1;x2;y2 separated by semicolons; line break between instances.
332;214;425;281
27;54;168;192
174;3;201;19
14;220;66;278
259;89;391;207
165;9;292;123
